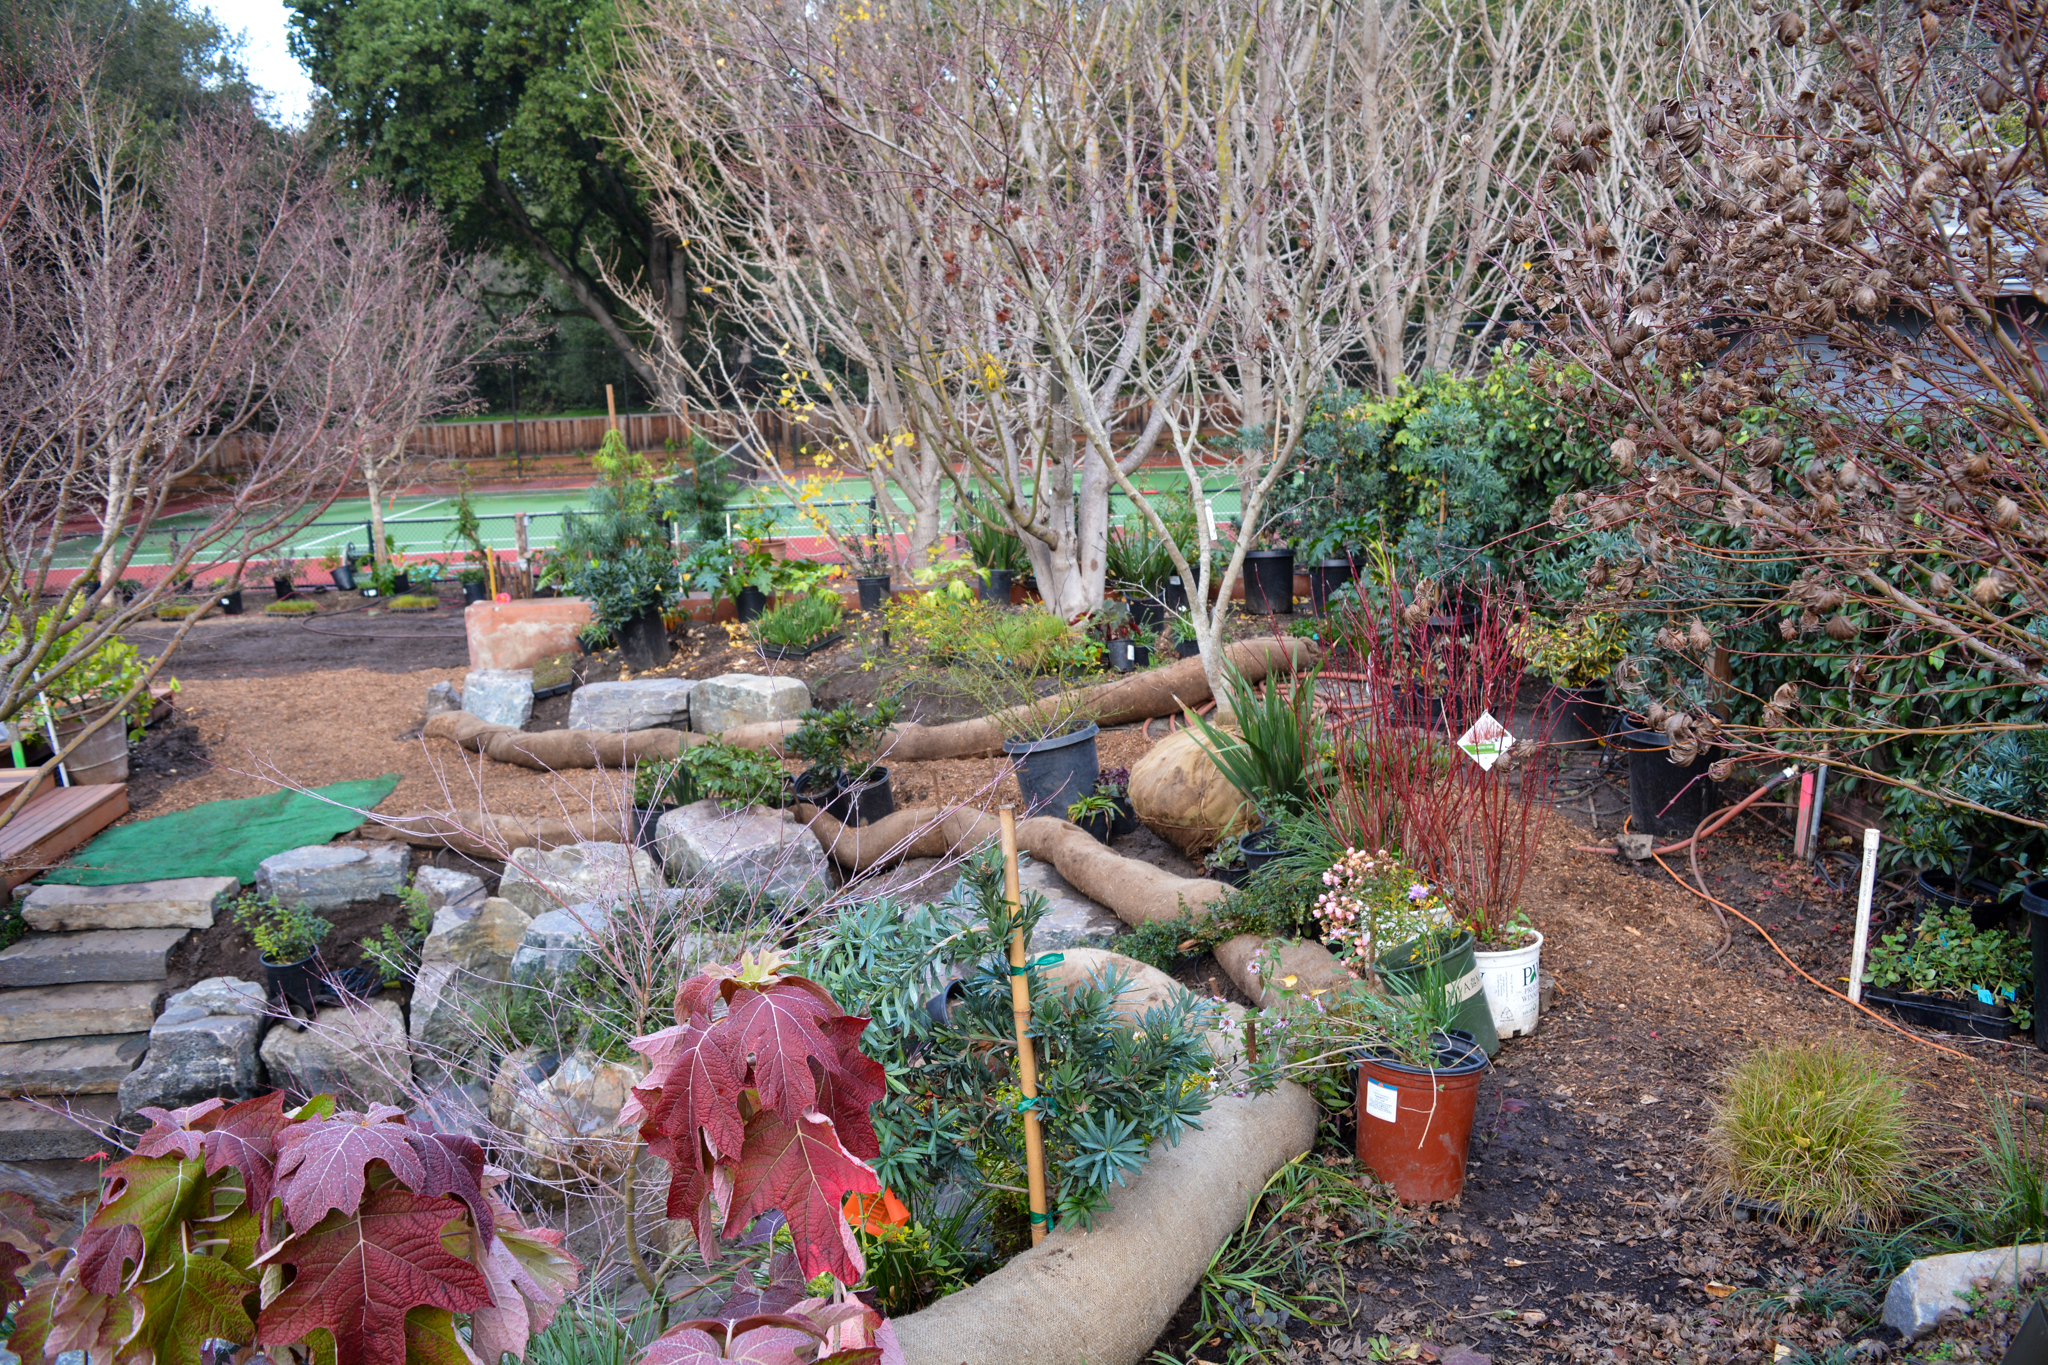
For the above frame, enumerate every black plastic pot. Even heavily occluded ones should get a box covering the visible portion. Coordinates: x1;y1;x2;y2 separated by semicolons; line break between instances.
2024;879;2048;1050
1129;593;1166;630
263;954;321;1022
757;633;842;661
330;565;356;591
736;586;769;622
1240;826;1290;877
1612;721;1712;837
982;569;1014;604
856;575;891;612
462;579;490;605
272;576;296;601
1003;720;1100;817
798;767;897;826
1175;639;1201;659
217;589;244;616
1073;795;1137;844
1308;558;1357;614
1161;575;1189;613
618;608;672;671
1209;861;1249;887
1107;639;1152;672
1541;683;1609;745
1243;549;1296;614
1918;871;2020;933
392;572;411;595
631;804;673;861
1863;986;2016;1041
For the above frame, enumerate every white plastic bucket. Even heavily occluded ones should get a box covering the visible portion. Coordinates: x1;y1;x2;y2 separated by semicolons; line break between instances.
1474;928;1544;1038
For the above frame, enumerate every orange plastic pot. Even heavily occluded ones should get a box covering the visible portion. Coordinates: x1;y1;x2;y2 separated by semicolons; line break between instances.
1353;1031;1488;1203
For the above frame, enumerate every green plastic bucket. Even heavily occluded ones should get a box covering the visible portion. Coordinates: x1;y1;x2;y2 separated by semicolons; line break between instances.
1375;929;1502;1057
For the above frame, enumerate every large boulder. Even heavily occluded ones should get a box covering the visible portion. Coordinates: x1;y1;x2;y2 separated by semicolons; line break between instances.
498;841;660;918
689;674;810;735
421;896;531;980
1017;859;1124;954
1128;725;1254;855
508;903;615;987
423;680;463;720
413;896;532;1083
656;801;830;905
568;679;695;732
462;668;534;729
116;977;269;1120
258;999;410;1109
255;842;410;912
465;598;593;672
489;1045;648;1187
1882;1243;2048;1337
413;866;487;917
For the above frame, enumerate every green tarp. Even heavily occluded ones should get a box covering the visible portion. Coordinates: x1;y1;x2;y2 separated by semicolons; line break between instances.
40;774;402;886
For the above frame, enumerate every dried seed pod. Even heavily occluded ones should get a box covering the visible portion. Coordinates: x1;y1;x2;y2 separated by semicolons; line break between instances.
1966;453;1993;479
1747;466;1775;495
1815;491;1840;518
1774;10;1807;44
1929;570;1954;596
1994;496;2021;528
1815;589;1846;612
1752;435;1786;462
1696;428;1725;452
1780;617;1799;640
1688;619;1714;650
1972;573;2007;605
1549;114;1579;145
1825;613;1858;640
1821;187;1851;217
1507;213;1538;243
1582;120;1613;145
1610;437;1639;470
1675;121;1705;156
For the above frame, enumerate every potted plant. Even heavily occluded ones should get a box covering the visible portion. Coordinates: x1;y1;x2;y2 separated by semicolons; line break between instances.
1105;612;1151;673
211;576;245;616
1066;769;1136;844
321;548;355;591
1860;900;2031;1040
265;557;299;601
1203;833;1248;886
459;565;490;604
844;535;895;612
1515;612;1626;743
1169;610;1201;658
1066;790;1122;842
1374;923;1500;1059
566;544;679;669
631;755;700;858
1299;514;1377;613
1242;528;1295;615
233;891;334;1021
962;497;1029;604
1352;1020;1490;1204
788;698;900;825
1188;665;1326;877
13;613;152;784
754;591;844;660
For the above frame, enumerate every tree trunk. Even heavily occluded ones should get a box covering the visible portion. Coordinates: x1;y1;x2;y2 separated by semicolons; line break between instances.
362;454;388;571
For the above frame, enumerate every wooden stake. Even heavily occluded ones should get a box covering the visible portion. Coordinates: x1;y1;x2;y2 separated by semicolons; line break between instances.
1848;827;1880;1004
606;384;619;433
1000;804;1051;1245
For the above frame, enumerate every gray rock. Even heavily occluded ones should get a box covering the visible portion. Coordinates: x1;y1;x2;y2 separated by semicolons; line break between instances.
413;865;487;918
117;989;267;1121
255;842;410;912
489;1045;646;1185
424;680;464;719
258;999;410;1109
0;1096;117;1162
0;1156;107;1224
842;857;961;907
410;1078;492;1143
0;981;159;1043
499;841;660;918
1882;1242;2048;1337
409;962;491;1083
568;678;695;732
158;976;268;1022
0;928;188;988
421;896;531;980
1017;858;1126;954
508;903;615;987
463;668;534;729
689;673;810;735
656;801;830;905
20;877;238;932
0;1033;150;1095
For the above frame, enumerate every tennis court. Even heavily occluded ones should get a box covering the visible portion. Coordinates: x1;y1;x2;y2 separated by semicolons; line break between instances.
51;468;1245;571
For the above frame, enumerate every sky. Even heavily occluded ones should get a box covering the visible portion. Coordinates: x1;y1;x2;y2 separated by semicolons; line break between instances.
207;0;317;125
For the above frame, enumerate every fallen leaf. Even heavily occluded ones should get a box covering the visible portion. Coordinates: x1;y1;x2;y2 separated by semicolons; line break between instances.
1502;1258;1528;1267
1520;1311;1547;1326
1703;1281;1738;1298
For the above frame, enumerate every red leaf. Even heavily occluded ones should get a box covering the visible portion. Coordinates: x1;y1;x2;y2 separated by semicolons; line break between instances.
200;1091;293;1218
256;1187;491;1365
0;1192;53;1307
132;1099;228;1161
624;1017;744;1242
0;1242;28;1312
272;1107;424;1232
722;985;839;1125
72;1223;142;1295
720;1111;877;1285
638;1315;823;1365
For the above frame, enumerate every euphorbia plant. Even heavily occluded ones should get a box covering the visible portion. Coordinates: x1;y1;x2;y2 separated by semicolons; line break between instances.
4;1094;579;1365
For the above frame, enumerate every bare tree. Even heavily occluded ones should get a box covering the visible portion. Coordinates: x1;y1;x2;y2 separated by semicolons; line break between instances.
0;49;481;815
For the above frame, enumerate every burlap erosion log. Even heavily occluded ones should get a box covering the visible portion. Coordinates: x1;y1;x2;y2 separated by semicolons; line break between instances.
1128;724;1256;855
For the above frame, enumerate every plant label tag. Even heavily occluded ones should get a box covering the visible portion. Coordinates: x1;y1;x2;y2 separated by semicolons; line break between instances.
1365;1079;1400;1123
1456;710;1514;771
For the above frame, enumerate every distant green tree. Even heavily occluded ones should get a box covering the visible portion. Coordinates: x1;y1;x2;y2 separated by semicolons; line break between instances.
4;0;254;124
287;0;687;386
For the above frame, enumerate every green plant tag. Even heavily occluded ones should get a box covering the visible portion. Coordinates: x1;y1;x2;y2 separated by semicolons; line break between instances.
1456;711;1513;771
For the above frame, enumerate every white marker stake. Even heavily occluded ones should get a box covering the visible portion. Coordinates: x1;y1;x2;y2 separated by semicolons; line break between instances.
1847;827;1880;1004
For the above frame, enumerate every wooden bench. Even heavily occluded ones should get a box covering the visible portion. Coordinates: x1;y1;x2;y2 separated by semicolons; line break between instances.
0;783;129;891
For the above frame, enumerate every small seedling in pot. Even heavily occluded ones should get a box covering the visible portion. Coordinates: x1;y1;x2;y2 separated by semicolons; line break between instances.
232;893;332;966
1067;791;1119;822
363;880;435;985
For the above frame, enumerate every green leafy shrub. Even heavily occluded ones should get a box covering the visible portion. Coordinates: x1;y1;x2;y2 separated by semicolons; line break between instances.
1515;612;1628;689
967;609;1101;675
1707;1039;1912;1230
1187;666;1325;820
231;892;332;964
787;698;899;785
3;610;159;727
1863;902;2032;1029
156;602;199;621
755;591;843;649
679;741;788;809
363;880;436;983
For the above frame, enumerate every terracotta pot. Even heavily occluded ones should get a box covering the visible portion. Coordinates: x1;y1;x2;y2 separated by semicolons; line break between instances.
1353;1031;1488;1203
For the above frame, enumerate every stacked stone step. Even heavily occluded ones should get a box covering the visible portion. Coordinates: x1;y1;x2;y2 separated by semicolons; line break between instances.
0;876;236;1213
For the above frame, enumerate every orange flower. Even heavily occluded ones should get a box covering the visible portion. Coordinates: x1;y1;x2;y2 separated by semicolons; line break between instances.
842;1187;911;1233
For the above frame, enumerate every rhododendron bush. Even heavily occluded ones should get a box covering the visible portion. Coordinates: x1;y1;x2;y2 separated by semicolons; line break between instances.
2;1094;578;1365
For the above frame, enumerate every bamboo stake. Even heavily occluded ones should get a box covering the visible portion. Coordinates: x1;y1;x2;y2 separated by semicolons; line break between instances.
1000;804;1051;1245
606;384;619;433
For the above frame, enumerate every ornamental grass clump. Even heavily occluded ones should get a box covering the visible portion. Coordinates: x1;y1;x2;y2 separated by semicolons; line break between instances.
754;590;842;649
1708;1039;1912;1231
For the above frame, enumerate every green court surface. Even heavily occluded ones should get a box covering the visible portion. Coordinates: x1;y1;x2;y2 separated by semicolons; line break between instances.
53;469;1243;570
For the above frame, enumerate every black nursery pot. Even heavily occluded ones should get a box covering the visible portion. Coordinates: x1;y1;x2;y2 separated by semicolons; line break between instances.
1108;639;1151;672
631;805;673;860
392;572;411;595
1161;575;1189;613
1611;720;1712;837
272;576;296;601
1003;721;1100;817
1175;638;1201;659
217;589;244;616
1240;825;1290;877
462;579;490;605
1243;549;1295;615
1308;558;1357;614
263;954;321;1021
330;564;357;591
1919;871;2021;933
856;575;892;612
1129;593;1166;630
982;569;1014;604
1078;795;1139;843
736;586;769;622
618;607;672;671
2023;879;2048;1051
796;768;897;826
